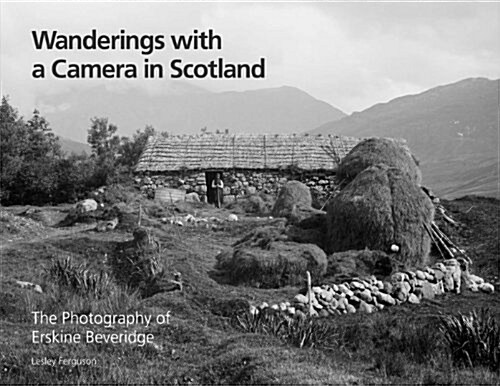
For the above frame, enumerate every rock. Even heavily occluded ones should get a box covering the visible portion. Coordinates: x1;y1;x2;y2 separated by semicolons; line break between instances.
227;214;238;222
279;302;288;311
350;281;365;291
416;270;426;280
391;272;409;283
393;282;410;302
376;280;384;290
433;269;445;282
346;304;356;314
185;192;200;202
15;280;42;293
479;283;494;294
287;307;296;315
245;187;257;195
336;297;348;311
432;281;445;296
358;301;375;313
319;289;334;303
338;284;354;298
376;292;396;306
312;286;322;295
424;272;434;281
294;294;309;304
382;281;393;294
329;298;339;309
319;309;330;318
349;296;361;306
408;293;420;304
414;282;435;300
76;198;98;213
356;289;373;303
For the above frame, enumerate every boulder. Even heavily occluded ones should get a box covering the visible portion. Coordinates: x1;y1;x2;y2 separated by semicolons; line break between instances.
76;199;98;213
185;192;200;202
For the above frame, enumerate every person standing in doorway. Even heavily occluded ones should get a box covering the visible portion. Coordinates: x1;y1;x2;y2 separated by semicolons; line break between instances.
211;173;224;208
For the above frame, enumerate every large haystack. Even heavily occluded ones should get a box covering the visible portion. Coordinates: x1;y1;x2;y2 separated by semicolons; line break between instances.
326;164;434;267
271;181;312;219
337;137;422;185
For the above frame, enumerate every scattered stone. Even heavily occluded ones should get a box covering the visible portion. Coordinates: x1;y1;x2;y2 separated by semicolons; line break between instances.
479;283;494;294
76;198;98;213
358;301;375;313
227;214;239;222
408;293;420;304
15;280;42;294
346;304;356;314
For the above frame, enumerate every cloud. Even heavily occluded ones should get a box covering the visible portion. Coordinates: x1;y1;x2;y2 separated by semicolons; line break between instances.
1;2;498;115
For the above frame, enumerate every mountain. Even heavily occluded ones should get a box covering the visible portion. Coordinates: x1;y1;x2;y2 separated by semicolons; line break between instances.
311;78;499;199
36;84;346;142
58;137;91;156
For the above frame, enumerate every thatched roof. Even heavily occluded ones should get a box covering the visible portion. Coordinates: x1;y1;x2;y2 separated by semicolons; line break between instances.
136;134;361;172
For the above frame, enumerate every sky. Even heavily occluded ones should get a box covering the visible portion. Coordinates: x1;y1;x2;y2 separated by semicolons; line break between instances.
1;1;499;116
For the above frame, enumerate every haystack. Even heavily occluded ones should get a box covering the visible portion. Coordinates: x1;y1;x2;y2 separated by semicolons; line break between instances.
337;137;422;185
215;241;327;288
271;181;312;220
326;164;434;267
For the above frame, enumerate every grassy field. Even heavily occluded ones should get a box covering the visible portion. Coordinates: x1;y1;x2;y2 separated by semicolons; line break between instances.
0;192;499;385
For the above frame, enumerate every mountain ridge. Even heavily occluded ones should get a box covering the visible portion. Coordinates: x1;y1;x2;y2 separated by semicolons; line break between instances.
36;84;346;142
310;77;499;199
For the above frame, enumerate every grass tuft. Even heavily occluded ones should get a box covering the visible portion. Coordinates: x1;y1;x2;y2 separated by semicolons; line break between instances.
439;308;499;371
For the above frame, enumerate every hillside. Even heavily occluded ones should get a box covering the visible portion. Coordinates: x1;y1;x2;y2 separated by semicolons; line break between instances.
58;137;91;156
311;78;499;199
36;85;346;142
0;193;498;385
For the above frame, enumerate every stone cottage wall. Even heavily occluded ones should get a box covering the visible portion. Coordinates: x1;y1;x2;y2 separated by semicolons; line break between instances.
137;169;340;206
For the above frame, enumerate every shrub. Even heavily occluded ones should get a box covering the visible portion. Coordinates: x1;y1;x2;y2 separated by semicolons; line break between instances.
46;257;113;299
233;310;338;349
439;308;499;371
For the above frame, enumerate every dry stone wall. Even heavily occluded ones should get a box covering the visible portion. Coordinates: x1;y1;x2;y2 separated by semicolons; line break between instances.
136;170;339;204
252;259;494;319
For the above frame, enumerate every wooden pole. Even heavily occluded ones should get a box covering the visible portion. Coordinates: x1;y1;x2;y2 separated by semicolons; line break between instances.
306;271;313;316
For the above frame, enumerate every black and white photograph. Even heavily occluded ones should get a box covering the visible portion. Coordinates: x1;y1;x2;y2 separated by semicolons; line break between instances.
0;1;499;384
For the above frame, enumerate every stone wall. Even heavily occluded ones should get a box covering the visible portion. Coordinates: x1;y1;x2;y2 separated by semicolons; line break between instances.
137;169;339;205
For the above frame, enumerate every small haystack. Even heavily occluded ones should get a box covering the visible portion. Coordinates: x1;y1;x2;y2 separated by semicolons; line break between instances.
326;164;434;267
271;181;312;220
337;137;422;185
215;241;327;288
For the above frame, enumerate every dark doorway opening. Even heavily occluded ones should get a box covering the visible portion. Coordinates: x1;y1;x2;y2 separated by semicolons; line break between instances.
206;171;224;206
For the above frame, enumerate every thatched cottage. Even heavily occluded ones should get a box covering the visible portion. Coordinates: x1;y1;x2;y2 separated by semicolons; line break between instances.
135;134;360;204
